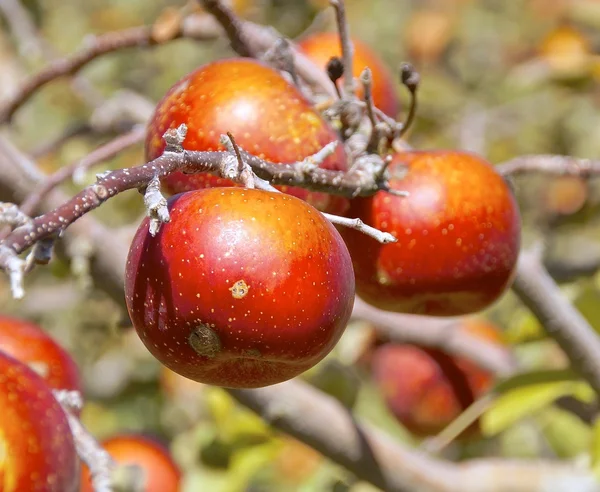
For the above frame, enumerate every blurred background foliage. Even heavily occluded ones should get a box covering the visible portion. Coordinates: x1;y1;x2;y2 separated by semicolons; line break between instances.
3;0;600;490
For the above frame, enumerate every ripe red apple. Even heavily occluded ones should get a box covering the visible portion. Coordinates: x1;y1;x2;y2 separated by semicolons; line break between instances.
297;32;400;117
341;150;521;316
0;351;79;491
0;315;81;392
145;58;348;214
80;434;180;492
125;188;355;388
371;318;502;437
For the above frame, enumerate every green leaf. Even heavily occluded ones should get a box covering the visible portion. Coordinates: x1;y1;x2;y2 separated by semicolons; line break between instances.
537;407;591;458
225;442;279;492
482;375;593;437
590;418;600;478
493;368;582;394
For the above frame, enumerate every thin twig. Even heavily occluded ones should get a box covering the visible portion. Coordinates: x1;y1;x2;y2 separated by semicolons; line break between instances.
0;0;104;109
53;390;114;492
330;0;354;98
21;125;146;216
0;21;219;123
199;0;257;57
262;37;299;87
323;214;395;243
29;123;94;159
496;155;600;177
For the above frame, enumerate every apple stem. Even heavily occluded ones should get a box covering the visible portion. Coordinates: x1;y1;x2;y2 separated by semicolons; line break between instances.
326;56;344;98
360;68;382;154
397;63;420;139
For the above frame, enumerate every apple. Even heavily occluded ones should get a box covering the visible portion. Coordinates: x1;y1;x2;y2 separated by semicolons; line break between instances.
125;188;355;388
0;315;81;392
341;150;521;316
0;351;79;491
371;318;503;437
80;434;180;492
145;58;349;214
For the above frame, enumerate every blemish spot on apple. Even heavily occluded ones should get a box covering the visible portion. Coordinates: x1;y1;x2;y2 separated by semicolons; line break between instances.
243;348;261;358
229;279;249;299
188;324;221;358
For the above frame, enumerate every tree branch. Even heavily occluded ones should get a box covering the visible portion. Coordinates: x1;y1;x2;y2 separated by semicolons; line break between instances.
229;380;598;492
2;134;597;491
197;0;337;98
496;155;600;177
199;0;257;57
352;297;517;376
512;248;600;397
20;125;145;216
0;20;220;123
0;127;397;297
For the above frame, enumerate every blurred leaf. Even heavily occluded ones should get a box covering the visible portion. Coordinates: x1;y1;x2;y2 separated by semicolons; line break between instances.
482;373;593;437
503;309;546;344
205;388;271;445
537;407;591;458
304;359;360;409
182;467;229;492
590;418;600;478
493;368;585;394
225;442;279;492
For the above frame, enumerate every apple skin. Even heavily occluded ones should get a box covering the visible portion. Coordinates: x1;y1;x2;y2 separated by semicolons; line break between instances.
341;150;521;316
125;188;355;388
0;351;79;492
80;434;180;492
145;58;348;215
297;32;400;117
0;315;81;392
371;318;502;437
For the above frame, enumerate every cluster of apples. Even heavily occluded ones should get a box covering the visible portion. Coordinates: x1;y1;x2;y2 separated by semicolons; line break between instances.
0;315;180;491
125;32;521;434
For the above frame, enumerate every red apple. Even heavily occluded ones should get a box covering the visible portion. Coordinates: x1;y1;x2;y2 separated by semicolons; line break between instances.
297;32;400;117
125;188;355;388
145;58;348;214
371;318;502;437
341;150;521;316
80;434;180;492
0;351;79;491
0;315;81;392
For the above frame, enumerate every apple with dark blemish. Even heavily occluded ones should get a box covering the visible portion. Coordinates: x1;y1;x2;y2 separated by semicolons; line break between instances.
0;351;79;491
0;315;81;393
145;58;349;215
80;434;180;492
124;188;355;388
341;150;521;316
